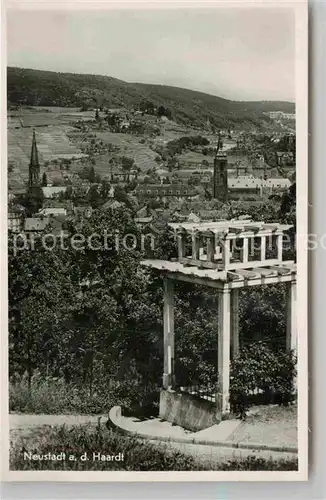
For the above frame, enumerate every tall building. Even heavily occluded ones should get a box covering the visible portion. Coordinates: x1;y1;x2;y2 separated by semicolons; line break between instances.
213;151;228;201
28;129;40;189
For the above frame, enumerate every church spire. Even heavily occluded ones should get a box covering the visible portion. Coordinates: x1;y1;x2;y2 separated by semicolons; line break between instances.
30;129;39;167
28;129;40;188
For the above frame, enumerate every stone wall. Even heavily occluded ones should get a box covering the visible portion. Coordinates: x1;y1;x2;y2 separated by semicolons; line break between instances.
159;389;219;432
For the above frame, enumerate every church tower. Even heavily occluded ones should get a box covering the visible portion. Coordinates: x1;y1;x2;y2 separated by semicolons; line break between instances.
213;133;228;201
28;129;40;189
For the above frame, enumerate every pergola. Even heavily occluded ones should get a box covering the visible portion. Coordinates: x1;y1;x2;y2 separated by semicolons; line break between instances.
142;218;297;418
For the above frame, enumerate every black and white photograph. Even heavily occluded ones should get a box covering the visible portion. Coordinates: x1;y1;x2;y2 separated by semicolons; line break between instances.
2;0;308;480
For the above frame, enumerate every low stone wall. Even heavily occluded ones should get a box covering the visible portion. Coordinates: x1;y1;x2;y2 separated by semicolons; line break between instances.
159;389;218;432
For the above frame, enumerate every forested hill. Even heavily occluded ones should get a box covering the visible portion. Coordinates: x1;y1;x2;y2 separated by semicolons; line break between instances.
7;66;295;129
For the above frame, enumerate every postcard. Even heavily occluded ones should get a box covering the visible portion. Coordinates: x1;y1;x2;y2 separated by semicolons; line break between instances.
1;0;308;481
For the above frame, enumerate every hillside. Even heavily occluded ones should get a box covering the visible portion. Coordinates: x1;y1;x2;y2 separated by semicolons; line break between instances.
7;67;295;130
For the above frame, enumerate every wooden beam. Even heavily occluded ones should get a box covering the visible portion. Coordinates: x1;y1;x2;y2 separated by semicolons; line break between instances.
240;237;249;263
260;235;266;261
227;258;282;270
222;239;231;269
253;267;279;277
177;233;186;259
179;257;222;269
231;289;240;357
163;278;175;390
234;268;261;279
191;232;200;260
277;234;283;261
286;280;297;352
227;271;245;281
217;288;231;415
206;235;215;262
268;265;293;275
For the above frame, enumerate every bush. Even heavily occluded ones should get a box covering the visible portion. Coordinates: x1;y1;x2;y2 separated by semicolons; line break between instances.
230;343;297;418
9;372;118;414
112;378;160;417
217;456;298;471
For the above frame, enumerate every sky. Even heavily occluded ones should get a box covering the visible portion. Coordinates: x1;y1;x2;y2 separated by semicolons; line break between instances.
7;8;295;102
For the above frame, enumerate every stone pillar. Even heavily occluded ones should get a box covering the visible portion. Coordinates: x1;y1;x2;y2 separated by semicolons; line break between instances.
163;278;175;390
192;232;200;260
216;288;231;416
260;235;266;261
206;234;215;262
240;237;249;264
221;239;231;269
177;232;186;259
286;280;297;351
230;289;240;357
277;234;283;261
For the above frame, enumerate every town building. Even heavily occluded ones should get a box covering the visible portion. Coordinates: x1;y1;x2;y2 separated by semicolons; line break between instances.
135;184;198;201
42;186;67;199
8;212;23;233
213;151;228;201
28;129;40;189
38;207;67;217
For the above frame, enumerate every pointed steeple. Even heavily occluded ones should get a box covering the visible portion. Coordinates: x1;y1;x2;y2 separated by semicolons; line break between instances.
28;129;40;188
30;129;39;167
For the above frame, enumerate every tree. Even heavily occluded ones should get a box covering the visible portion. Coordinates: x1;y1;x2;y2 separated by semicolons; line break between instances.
87;184;102;209
42;173;48;187
120;156;135;182
139;100;155;114
19;187;44;216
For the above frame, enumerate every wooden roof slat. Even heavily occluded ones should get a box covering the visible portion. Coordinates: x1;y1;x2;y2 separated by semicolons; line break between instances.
234;269;261;279
253;267;279;277
227;271;245;281
268;263;296;275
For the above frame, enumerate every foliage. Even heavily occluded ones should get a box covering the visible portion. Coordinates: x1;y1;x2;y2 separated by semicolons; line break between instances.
216;456;297;471
9;371;117;414
230;343;297;417
41;172;47;187
17;187;44;216
9;207;161;396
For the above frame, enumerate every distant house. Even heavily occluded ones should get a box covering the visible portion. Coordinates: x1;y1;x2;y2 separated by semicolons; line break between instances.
264;178;291;191
228;176;261;194
73;206;93;219
24;216;64;235
227;175;291;196
25;217;51;232
102;200;123;211
187;212;201;223
38;207;67;217
276;151;294;167
110;169;138;182
134;206;157;226
135;184;198;200
42;186;67;199
8;212;23;233
197;210;219;221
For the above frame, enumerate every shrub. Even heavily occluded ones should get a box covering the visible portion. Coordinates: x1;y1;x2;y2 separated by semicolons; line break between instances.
9;372;118;414
217;456;298;471
230;343;297;418
112;378;160;417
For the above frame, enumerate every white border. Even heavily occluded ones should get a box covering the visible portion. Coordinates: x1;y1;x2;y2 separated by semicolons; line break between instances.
0;0;308;482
